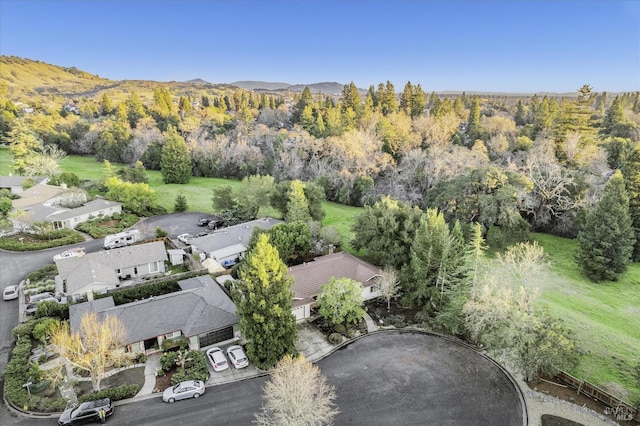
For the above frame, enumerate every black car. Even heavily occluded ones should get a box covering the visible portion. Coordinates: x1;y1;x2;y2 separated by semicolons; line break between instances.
197;218;211;226
58;398;113;425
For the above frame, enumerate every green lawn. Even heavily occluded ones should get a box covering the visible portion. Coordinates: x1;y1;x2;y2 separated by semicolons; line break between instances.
531;232;640;402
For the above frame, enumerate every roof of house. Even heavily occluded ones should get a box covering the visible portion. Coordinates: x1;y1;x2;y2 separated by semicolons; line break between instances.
0;175;46;188
210;243;247;260
16;204;65;223
69;275;237;344
12;183;66;209
288;252;381;307
56;241;168;295
190;217;283;254
49;199;122;221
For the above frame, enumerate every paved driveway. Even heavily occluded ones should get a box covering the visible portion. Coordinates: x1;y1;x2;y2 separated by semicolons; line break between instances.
318;331;526;425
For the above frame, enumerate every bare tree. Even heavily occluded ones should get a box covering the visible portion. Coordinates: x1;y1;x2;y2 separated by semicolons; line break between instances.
51;312;127;391
254;354;339;426
377;266;400;310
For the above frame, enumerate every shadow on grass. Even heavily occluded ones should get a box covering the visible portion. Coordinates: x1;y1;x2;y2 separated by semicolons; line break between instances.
76;366;145;397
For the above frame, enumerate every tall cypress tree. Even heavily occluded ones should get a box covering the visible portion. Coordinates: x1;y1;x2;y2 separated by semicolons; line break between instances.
233;234;297;369
160;125;191;184
576;170;635;281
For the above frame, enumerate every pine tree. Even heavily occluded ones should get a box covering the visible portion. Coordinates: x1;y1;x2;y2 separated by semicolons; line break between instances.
467;96;481;140
161;125;191;184
233;234;297;369
174;191;188;212
514;100;526;126
622;145;640;261
576;170;635;281
100;93;113;116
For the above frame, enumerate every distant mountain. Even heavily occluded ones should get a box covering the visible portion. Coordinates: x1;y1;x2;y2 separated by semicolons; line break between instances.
232;81;291;90
232;80;346;94
185;78;211;85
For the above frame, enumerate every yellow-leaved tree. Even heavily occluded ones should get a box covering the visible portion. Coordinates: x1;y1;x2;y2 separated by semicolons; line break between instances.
51;312;127;391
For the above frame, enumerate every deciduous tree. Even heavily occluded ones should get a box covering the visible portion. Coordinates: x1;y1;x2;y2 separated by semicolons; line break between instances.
255;354;338;426
317;277;365;326
51;312;127;391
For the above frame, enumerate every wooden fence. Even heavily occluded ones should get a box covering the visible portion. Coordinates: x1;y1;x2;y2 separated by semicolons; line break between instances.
555;371;639;422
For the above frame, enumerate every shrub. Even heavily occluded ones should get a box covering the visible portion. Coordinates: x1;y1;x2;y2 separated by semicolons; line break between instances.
3;339;33;409
155;226;168;238
0;230;84;251
328;333;343;344
170;350;209;385
12;321;37;339
25;264;58;282
34;301;69;320
333;323;346;335
78;384;140;402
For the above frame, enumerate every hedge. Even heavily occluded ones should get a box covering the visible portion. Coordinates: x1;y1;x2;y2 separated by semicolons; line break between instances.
78;384;140;403
0;229;84;251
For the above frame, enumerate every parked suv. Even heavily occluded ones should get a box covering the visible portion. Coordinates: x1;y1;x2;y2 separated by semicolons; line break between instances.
58;398;113;425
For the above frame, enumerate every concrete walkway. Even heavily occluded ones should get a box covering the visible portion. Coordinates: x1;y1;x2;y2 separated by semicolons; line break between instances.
134;353;161;398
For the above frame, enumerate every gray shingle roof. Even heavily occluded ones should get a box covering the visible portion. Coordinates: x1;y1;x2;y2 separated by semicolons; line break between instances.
56;241;168;294
49;199;122;221
190;217;283;254
69;275;237;344
288;252;381;306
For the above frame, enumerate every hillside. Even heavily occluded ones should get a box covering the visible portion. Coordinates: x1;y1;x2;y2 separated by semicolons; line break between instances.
0;56;114;98
232;80;346;94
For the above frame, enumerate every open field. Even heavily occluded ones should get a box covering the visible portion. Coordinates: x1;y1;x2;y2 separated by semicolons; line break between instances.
532;233;640;403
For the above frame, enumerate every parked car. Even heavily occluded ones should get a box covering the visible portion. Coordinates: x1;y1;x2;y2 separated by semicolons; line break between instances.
53;247;85;261
29;345;56;364
162;380;206;403
205;347;229;372
197;218;211;226
177;233;193;244
25;293;63;315
29;292;57;304
227;345;249;369
3;284;19;301
58;398;113;426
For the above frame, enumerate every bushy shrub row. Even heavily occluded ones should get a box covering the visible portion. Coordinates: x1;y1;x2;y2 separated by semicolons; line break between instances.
78;384;140;403
4;340;38;410
94;280;181;305
25;264;58;282
75;212;140;238
0;229;84;251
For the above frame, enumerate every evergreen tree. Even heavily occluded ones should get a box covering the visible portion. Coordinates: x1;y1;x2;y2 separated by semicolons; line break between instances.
341;81;361;118
100;93;114;116
293;87;313;123
285;180;311;223
453;96;465;118
514;100;526;126
410;83;426;117
467;96;481;140
233;234;297;369
622;144;640;261
126;92;146;128
161;125;191;184
400;82;413;115
576;170;635;281
401;209;466;312
174;191;188;212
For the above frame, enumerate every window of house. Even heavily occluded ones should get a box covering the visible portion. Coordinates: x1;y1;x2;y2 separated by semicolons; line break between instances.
149;261;159;273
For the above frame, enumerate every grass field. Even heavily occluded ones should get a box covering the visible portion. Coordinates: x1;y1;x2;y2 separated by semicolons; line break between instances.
532;233;640;402
2;146;638;401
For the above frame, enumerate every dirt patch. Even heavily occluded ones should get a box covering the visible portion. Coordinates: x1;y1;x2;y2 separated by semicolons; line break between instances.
529;377;637;425
154;369;175;393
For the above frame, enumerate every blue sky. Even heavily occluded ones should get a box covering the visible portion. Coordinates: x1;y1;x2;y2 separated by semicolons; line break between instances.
1;0;638;93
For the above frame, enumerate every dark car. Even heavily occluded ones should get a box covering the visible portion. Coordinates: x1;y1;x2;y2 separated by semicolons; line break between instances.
197;218;211;226
58;398;113;425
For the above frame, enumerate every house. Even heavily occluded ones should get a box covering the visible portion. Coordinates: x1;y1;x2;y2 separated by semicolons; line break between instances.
11;183;68;210
0;175;47;195
190;217;283;262
47;199;122;230
69;275;239;354
287;252;382;321
55;240;168;298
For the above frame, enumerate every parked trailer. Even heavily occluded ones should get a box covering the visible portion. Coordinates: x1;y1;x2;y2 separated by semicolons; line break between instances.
103;229;141;249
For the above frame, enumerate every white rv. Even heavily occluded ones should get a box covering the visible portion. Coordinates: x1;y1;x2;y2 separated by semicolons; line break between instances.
103;229;141;249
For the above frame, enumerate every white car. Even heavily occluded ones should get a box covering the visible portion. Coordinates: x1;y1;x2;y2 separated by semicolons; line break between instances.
205;347;229;372
177;233;193;244
226;345;249;369
3;285;19;301
162;380;205;403
53;247;85;261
